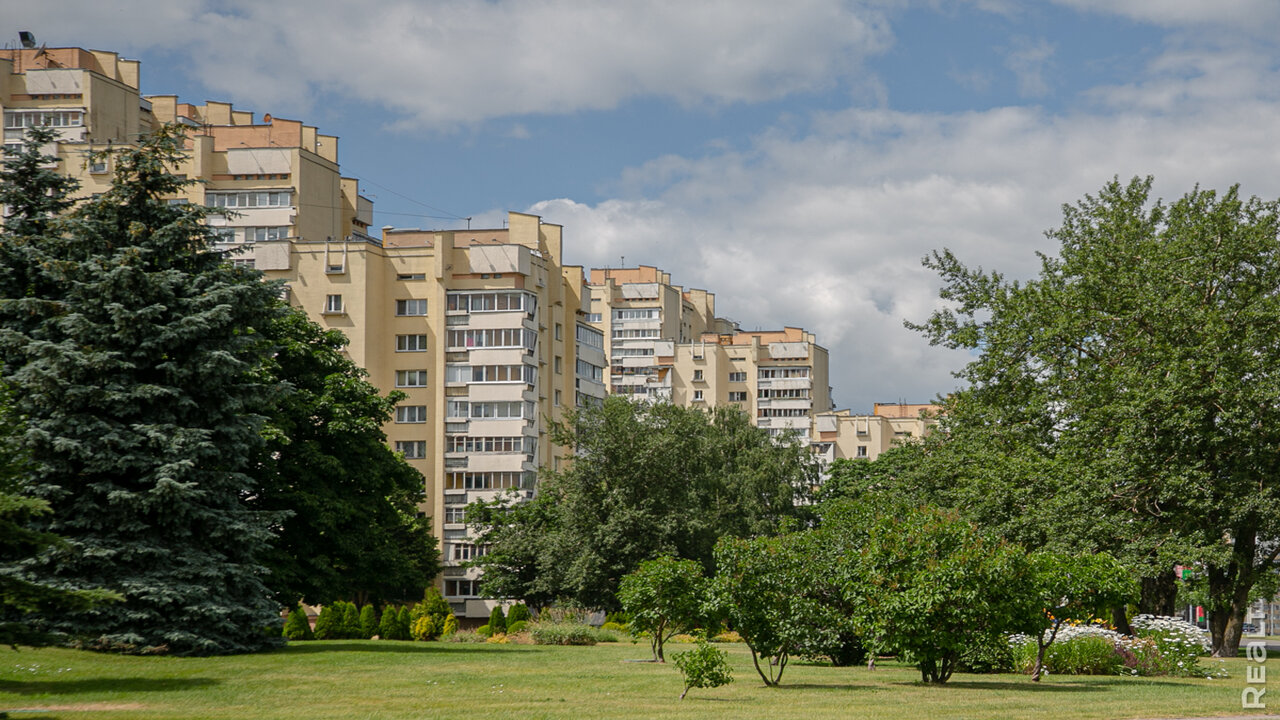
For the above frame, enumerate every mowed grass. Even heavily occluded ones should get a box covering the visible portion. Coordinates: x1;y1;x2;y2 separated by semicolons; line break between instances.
0;639;1263;720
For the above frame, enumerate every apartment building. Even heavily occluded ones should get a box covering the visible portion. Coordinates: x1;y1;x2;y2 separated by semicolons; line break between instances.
1;45;604;618
812;403;938;463
587;266;717;400
269;212;601;617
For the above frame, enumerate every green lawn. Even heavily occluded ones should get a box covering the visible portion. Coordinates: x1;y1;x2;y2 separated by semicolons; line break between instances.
0;640;1264;720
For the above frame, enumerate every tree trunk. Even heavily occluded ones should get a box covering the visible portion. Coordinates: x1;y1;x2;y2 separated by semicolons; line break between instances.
1207;526;1260;658
1139;567;1178;616
1110;606;1132;636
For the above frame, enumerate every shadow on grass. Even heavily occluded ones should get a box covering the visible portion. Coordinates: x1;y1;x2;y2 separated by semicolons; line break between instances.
0;676;219;696
274;641;510;655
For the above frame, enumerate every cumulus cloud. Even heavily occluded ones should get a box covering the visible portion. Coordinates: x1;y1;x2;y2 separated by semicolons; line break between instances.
530;41;1280;410
8;0;892;129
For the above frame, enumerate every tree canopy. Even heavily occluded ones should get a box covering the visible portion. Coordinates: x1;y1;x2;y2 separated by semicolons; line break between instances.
912;177;1280;656
469;396;820;610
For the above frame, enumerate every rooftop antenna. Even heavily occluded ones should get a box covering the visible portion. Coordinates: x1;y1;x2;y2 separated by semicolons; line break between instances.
19;31;36;49
620;255;625;267
466;217;471;230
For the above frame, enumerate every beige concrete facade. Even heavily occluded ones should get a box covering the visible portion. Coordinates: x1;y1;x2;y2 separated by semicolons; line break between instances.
812;403;938;463
269;212;599;616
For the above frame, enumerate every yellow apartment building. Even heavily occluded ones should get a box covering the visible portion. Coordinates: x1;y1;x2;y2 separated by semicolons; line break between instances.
271;212;601;617
812;402;939;463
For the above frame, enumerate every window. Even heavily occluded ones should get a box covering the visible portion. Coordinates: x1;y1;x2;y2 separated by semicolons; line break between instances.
396;334;428;352
758;367;810;379
396;370;428;387
576;359;604;382
446;328;535;350
89;159;108;174
693;369;704;381
445;579;482;597
612;328;660;339
445;436;529;454
396;299;427;316
576;324;604;349
757;388;810;399
554;389;562;406
728;391;748;402
206;190;292;208
857;446;868;458
446;291;534;313
444;506;468;524
397;272;426;281
465;401;533;419
395;440;427;459
326;263;345;274
450;543;490;561
554;356;562;374
445;364;536;384
444;471;532;490
396;405;427;423
3;109;84;128
728;371;747;383
555;323;563;341
611;348;655;358
693;390;704;401
230;258;256;269
613;308;660;320
239;226;289;242
323;294;344;314
757;408;810;418
586;313;602;323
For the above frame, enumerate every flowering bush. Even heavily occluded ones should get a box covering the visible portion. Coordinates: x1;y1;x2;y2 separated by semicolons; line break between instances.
1009;617;1225;678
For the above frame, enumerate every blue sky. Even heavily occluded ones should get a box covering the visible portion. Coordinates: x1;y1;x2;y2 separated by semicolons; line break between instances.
11;0;1280;410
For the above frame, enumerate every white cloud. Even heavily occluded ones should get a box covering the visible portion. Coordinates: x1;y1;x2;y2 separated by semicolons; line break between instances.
1002;36;1055;98
8;0;892;129
529;42;1280;410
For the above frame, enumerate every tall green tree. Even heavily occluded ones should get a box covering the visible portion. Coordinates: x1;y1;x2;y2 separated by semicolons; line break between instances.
0;126;285;654
913;177;1280;656
469;396;819;610
253;309;439;607
618;556;705;662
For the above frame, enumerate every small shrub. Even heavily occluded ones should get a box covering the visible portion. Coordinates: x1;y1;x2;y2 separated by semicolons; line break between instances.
601;621;628;633
379;605;401;640
448;630;487;643
674;641;733;699
605;611;630;626
1131;615;1215;677
396;607;412;640
486;633;510;644
441;613;459;637
313;605;339;640
507;604;532;624
710;630;743;644
359;605;378;639
506;620;528;635
340;602;361;639
669;633;698;644
958;633;1013;674
477;624;493;638
283;607;314;640
488;606;507;634
411;614;437;641
529;622;597;646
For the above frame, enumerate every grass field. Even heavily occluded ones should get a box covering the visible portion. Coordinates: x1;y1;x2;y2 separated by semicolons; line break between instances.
0;639;1267;720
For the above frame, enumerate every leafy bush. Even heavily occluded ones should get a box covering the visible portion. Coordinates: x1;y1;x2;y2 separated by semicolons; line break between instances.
283;607;314;640
313;604;339;640
507;604;532;624
593;628;621;643
411;615;436;641
601;621;627;633
379;605;401;640
396;607;412;640
359;605;378;639
506;620;528;635
448;630;486;643
441;613;458;637
340;602;361;639
958;633;1013;674
486;633;509;644
605;611;630;626
1131;615;1213;677
488;606;507;634
477;624;493;638
1008;622;1227;678
529;622;597;646
674;641;733;699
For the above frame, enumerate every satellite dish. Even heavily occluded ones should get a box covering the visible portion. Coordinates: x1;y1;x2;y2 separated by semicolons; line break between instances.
19;31;36;49
262;113;272;124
